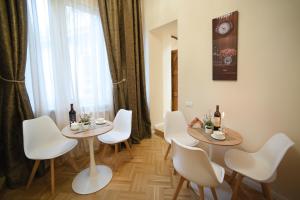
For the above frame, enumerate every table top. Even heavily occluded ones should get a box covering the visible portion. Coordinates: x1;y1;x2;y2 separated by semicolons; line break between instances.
62;121;113;139
187;127;242;146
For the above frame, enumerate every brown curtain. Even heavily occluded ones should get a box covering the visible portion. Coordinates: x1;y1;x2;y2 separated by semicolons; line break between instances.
0;0;33;188
98;0;151;142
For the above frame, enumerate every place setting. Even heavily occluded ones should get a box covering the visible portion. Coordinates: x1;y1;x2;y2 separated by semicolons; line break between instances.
210;130;226;141
188;106;242;147
69;112;111;135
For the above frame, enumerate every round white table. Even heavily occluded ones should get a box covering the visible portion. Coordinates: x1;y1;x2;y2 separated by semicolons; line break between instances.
62;122;113;194
187;127;243;199
188;127;243;159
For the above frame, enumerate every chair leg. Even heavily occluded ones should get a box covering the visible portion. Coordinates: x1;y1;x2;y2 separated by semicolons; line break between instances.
114;144;119;155
172;176;185;200
26;160;40;189
198;185;204;200
101;144;108;159
173;167;177;175
67;153;79;172
98;142;102;153
124;140;133;158
228;171;237;185
186;180;190;188
210;187;218;200
261;183;272;200
113;144;119;170
50;159;55;194
232;173;243;200
164;144;171;160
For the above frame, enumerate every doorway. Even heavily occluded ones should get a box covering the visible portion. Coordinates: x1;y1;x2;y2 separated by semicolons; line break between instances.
171;49;178;111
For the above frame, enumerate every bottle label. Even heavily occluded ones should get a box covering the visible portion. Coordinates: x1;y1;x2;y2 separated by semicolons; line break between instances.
214;117;221;127
69;114;76;123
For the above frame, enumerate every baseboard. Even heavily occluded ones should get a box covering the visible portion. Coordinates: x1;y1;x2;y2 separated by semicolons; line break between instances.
225;169;288;200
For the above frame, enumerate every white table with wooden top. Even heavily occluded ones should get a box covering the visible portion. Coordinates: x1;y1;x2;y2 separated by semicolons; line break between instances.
62;122;113;194
188;127;242;159
187;127;243;199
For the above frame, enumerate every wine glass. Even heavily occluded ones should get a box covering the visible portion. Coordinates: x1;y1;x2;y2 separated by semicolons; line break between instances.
220;112;226;133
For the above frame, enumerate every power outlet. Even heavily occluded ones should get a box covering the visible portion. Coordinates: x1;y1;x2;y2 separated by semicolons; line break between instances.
185;101;193;107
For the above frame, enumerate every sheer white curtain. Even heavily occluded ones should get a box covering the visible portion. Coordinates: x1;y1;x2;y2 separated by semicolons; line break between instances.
26;0;113;129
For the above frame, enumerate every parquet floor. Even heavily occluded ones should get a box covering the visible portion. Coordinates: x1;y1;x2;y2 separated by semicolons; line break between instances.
0;133;265;200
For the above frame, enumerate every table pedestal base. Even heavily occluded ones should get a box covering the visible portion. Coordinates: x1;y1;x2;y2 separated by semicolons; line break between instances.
72;165;112;194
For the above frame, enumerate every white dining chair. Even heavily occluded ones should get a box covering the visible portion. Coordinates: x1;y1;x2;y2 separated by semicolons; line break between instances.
171;139;225;200
23;116;78;194
97;109;133;162
224;133;294;200
164;111;198;160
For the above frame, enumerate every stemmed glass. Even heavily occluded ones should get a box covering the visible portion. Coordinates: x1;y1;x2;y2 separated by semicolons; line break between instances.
220;112;226;133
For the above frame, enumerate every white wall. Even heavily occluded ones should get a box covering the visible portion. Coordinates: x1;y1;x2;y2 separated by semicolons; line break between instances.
142;0;179;31
143;0;300;199
177;0;300;199
143;0;178;126
147;22;177;126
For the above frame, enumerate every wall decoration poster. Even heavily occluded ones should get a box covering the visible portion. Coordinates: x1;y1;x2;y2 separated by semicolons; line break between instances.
213;11;238;80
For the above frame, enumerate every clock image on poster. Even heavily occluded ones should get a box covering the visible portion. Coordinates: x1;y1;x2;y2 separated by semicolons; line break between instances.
215;21;232;35
223;56;232;65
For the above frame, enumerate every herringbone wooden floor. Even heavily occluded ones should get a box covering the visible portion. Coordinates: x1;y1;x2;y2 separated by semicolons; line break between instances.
0;133;264;200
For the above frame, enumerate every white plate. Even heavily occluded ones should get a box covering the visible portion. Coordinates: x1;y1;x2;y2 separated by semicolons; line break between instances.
211;133;226;140
95;120;106;125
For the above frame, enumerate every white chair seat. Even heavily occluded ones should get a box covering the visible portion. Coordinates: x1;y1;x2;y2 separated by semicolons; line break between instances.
28;139;77;160
23;115;79;193
98;130;128;144
165;133;198;147
225;149;273;182
163;111;199;160
97;109;134;162
225;133;294;200
171;139;224;200
211;162;225;183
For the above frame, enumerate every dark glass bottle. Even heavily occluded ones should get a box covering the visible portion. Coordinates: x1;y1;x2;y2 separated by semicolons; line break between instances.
69;104;76;126
214;105;221;130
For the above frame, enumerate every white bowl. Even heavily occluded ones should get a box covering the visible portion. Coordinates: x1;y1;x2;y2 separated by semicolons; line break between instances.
70;122;79;131
211;131;225;140
82;124;90;130
95;118;105;124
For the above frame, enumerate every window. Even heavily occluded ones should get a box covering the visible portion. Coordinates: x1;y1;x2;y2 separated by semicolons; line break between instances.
26;0;113;127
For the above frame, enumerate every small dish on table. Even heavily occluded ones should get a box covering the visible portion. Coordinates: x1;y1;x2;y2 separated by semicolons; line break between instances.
70;122;80;131
95;118;106;125
211;131;226;140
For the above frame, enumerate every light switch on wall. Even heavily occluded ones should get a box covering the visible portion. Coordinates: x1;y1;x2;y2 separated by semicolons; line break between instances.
185;101;193;107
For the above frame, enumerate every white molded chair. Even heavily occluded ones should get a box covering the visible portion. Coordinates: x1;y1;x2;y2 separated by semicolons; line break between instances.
224;133;294;200
172;139;225;200
97;109;133;160
164;111;198;160
23;116;78;193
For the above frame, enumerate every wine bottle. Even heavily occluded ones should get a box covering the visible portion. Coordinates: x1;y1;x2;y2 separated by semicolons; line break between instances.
214;105;221;130
69;104;76;126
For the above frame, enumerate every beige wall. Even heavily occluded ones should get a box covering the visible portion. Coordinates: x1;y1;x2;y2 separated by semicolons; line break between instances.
177;0;300;199
142;0;178;31
143;0;178;126
143;0;300;198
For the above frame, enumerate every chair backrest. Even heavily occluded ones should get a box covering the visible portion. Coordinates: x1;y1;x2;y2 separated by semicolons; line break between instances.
23;116;64;158
171;139;222;187
164;111;187;140
255;132;294;177
113;109;132;137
